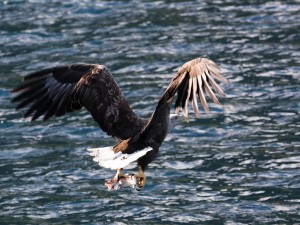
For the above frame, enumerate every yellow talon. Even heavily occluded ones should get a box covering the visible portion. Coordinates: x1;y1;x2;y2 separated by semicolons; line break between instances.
135;166;146;190
114;168;123;180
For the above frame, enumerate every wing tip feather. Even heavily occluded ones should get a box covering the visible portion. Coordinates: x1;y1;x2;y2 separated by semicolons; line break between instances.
172;57;227;117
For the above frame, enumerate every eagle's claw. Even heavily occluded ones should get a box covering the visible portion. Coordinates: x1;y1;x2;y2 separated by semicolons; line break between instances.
105;173;137;190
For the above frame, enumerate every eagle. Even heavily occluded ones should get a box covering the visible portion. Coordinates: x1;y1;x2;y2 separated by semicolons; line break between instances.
12;58;228;190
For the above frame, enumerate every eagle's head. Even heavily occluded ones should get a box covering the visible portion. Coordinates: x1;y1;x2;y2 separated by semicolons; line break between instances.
169;113;183;129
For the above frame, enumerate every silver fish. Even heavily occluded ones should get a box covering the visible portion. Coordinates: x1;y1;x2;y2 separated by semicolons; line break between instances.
105;173;138;190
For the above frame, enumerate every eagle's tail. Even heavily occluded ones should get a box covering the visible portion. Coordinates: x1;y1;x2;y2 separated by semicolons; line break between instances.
87;146;152;170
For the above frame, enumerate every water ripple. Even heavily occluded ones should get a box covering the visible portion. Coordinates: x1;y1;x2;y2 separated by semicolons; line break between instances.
1;0;300;224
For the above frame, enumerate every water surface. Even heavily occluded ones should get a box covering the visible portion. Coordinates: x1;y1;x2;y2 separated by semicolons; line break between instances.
1;0;300;224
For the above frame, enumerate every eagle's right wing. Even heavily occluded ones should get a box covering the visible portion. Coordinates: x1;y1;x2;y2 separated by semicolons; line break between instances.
166;57;228;117
12;64;145;140
124;58;228;154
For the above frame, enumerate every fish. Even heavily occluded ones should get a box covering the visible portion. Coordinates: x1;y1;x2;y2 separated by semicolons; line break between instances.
104;173;138;190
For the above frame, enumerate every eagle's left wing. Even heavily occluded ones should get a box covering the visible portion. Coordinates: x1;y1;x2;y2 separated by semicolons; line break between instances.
11;64;146;140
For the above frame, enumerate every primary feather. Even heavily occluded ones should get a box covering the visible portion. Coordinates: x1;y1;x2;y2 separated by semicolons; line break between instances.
12;64;146;140
12;57;228;175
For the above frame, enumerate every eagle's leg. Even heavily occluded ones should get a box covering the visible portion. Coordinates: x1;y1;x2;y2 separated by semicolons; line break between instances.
114;168;123;180
135;165;146;191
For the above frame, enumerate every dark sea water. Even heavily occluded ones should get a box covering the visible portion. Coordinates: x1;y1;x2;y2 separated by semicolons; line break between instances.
1;0;300;224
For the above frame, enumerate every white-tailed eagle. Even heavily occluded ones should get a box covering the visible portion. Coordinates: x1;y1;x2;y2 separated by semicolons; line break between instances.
12;58;227;190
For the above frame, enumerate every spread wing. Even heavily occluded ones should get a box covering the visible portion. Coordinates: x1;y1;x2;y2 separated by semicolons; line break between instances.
11;64;145;140
165;57;228;117
123;57;228;153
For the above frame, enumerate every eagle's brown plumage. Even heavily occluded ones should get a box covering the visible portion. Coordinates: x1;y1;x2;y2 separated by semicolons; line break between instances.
108;58;228;171
12;57;228;190
12;64;146;140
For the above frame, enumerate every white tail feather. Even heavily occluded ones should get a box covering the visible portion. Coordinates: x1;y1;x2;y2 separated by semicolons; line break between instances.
87;146;152;170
